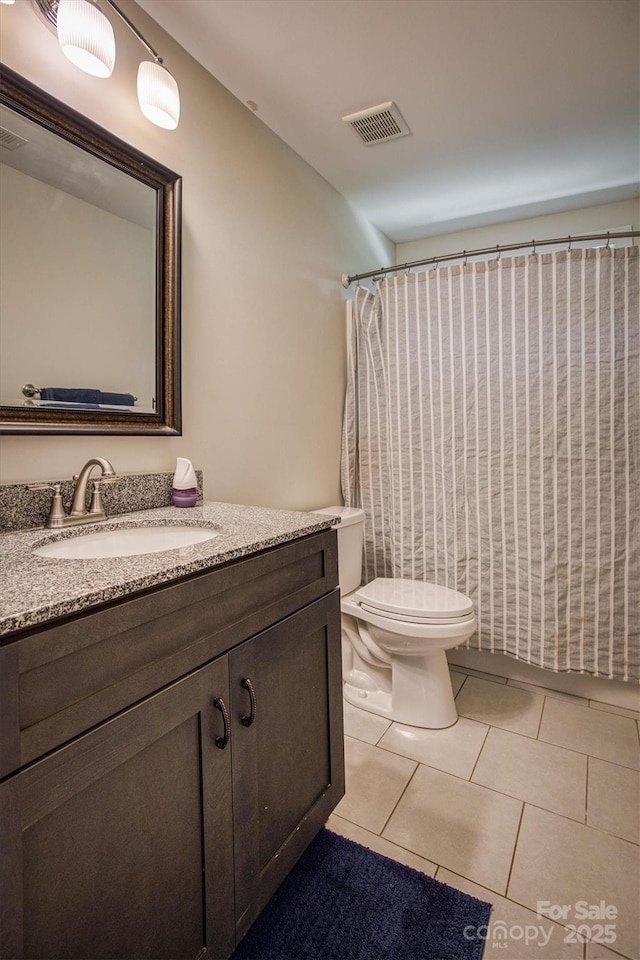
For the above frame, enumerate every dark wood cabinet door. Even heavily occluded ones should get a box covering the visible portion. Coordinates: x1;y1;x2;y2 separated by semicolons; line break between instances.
229;591;344;939
0;658;235;960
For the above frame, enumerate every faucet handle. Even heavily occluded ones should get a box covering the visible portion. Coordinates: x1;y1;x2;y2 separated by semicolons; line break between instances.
88;476;119;516
27;483;66;526
88;480;107;516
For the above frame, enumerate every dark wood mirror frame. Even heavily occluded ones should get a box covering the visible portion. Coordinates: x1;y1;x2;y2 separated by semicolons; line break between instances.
0;64;182;435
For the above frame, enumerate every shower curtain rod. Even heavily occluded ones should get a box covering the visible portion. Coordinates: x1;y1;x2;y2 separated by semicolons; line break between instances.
341;230;640;288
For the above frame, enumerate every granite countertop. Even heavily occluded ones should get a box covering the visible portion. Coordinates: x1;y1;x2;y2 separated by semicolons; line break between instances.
0;501;337;638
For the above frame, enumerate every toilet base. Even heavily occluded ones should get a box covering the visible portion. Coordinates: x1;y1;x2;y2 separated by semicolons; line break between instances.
343;648;458;729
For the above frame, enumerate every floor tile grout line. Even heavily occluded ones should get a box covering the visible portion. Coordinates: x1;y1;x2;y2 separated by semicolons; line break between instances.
585;754;590;827
588;700;640;722
451;668;507;686
503;800;525;902
534;739;640;771
535;694;547;739
453;673;469;699
376;760;420;838
508;678;591;704
504;800;526;899
575;752;640;772
456;710;542;741
467;721;492;782
374;721;392;746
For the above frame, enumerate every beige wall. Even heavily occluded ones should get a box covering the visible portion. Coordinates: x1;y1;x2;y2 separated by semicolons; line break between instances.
395;198;639;264
0;1;393;507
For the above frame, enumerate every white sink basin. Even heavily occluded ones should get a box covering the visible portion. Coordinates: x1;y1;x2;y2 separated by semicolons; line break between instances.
33;525;219;560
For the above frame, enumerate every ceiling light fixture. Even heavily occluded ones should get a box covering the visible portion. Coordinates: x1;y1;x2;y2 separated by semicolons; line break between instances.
57;0;115;78
30;0;180;129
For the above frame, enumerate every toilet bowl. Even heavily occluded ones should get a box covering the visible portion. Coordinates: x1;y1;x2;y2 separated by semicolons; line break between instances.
313;507;477;729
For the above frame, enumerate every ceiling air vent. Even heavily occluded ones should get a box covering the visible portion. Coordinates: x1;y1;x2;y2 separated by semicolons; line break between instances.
0;127;29;151
342;101;410;146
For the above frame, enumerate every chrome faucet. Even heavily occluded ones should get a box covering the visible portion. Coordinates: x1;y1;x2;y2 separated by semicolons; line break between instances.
29;457;117;529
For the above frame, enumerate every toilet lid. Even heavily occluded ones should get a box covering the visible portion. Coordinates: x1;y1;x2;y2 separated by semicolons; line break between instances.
354;578;473;620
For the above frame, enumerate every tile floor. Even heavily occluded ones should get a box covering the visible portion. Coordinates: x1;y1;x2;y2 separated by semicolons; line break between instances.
327;669;640;960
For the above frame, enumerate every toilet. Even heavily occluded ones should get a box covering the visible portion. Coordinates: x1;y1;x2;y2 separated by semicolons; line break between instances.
314;506;477;729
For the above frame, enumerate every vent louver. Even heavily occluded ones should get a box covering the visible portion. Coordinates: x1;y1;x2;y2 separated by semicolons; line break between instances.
0;127;29;151
342;101;410;146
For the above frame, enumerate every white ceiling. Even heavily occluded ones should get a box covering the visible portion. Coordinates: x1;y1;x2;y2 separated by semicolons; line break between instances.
137;0;640;244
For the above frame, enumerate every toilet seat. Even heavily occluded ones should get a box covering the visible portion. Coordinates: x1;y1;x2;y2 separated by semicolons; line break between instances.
355;578;473;623
357;604;476;626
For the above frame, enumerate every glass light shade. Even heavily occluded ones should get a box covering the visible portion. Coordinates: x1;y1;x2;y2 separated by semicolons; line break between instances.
137;61;180;130
0;1;17;6
57;0;115;78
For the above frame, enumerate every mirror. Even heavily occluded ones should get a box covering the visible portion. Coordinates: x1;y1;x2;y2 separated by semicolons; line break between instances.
0;65;181;435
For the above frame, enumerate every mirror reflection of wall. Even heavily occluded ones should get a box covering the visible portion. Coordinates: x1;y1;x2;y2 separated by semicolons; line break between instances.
0;105;157;412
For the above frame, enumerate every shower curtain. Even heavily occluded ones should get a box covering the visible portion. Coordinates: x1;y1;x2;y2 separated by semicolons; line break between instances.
342;246;639;682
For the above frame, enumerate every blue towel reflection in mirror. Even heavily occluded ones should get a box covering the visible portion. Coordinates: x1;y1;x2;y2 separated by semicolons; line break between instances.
40;388;136;405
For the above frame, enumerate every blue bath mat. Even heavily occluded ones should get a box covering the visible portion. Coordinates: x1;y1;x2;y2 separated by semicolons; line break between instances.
232;828;491;960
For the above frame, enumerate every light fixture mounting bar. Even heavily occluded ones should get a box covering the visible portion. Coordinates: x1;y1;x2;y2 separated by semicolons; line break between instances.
31;0;165;64
103;0;162;63
31;0;59;33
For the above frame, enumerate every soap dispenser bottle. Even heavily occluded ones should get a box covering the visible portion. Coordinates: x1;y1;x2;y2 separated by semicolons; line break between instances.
172;458;198;508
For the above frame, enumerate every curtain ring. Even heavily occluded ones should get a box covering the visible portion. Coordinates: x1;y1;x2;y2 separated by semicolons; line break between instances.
606;231;611;249
532;239;537;256
496;244;501;261
463;250;468;267
567;235;572;252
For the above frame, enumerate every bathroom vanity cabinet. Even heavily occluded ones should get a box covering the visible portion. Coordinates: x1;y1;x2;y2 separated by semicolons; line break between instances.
0;529;344;960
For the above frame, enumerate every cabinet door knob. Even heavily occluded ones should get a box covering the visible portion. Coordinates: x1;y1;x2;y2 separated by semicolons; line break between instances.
240;678;256;727
213;697;231;749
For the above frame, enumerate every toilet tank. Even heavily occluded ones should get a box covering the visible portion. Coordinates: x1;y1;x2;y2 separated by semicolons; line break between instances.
312;506;364;594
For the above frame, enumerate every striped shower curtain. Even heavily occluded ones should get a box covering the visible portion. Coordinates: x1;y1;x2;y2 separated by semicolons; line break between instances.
342;246;639;682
